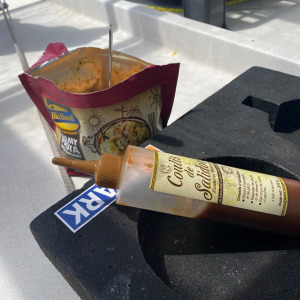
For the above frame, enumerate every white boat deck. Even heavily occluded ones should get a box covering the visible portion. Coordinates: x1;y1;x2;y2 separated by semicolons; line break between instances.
1;0;300;298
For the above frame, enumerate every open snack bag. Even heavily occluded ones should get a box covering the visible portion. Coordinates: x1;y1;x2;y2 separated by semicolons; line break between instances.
19;43;179;175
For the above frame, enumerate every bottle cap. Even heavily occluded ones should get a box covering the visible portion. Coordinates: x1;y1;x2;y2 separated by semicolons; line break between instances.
52;154;123;189
94;154;122;189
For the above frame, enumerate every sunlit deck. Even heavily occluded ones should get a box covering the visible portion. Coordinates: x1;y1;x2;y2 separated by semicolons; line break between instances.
1;0;300;298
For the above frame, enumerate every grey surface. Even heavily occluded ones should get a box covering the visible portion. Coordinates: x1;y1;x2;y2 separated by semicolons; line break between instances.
31;67;300;299
182;0;226;27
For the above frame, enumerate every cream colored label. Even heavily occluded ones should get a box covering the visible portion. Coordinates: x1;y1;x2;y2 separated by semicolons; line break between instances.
150;152;288;216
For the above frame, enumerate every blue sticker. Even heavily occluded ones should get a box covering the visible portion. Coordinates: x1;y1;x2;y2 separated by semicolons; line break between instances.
55;184;116;233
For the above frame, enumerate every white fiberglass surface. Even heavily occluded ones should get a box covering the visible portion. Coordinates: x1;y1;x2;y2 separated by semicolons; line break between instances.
1;0;300;299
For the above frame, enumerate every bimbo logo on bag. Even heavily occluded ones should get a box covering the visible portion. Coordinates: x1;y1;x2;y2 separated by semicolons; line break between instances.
42;94;84;159
45;101;80;132
55;185;116;232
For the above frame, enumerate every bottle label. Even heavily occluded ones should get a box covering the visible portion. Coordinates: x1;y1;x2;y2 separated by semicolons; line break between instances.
149;152;288;216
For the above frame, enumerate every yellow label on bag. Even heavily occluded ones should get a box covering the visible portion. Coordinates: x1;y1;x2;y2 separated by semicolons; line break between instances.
150;152;288;216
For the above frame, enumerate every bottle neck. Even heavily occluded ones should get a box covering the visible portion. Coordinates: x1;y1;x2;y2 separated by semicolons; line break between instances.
52;157;99;175
52;154;123;189
96;154;123;189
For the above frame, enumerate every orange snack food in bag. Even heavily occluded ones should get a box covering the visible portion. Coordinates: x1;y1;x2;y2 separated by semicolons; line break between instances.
19;43;180;175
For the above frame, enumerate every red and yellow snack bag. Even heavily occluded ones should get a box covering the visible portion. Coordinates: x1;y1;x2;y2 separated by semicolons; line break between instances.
19;43;179;175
